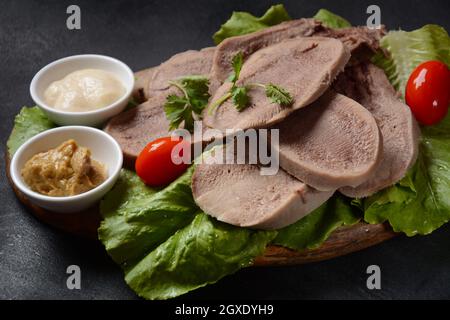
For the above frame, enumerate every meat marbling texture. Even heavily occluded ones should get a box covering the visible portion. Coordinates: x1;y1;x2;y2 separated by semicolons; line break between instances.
275;92;382;191
204;37;350;131
334;63;420;197
211;18;385;87
192;150;334;230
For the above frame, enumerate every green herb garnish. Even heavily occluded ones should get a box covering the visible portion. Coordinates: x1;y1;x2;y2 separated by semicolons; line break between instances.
164;75;210;131
264;83;293;105
231;86;249;111
229;51;244;83
209;52;293;114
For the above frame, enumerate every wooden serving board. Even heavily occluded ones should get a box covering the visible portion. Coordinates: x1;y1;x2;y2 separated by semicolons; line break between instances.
5;151;398;266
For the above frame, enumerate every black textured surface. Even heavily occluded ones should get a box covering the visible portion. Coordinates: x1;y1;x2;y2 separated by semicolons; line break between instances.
1;0;449;300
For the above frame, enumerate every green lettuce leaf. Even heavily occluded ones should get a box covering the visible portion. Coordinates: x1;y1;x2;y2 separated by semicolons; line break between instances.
7;106;55;156
274;195;360;250
126;212;276;300
99;167;275;299
363;24;450;235
212;4;291;44
363;119;450;236
372;24;450;96
313;9;351;29
212;6;352;46
98;167;197;266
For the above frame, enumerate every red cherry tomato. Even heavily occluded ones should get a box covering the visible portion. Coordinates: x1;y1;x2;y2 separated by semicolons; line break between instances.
405;60;450;126
135;137;190;187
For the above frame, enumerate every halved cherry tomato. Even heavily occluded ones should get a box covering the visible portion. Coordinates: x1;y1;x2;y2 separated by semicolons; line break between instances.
135;137;190;187
405;60;450;126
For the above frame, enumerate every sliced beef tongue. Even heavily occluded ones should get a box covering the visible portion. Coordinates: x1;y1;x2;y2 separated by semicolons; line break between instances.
106;48;216;167
275;92;382;191
192;150;334;230
133;67;157;103
132;47;215;101
104;96;171;167
204;37;350;131
211;18;384;86
334;63;420;197
320;25;386;62
148;47;215;96
104;96;210;168
210;18;323;89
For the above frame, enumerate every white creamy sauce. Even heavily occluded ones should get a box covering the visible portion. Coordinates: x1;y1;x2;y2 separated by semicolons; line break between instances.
44;69;125;112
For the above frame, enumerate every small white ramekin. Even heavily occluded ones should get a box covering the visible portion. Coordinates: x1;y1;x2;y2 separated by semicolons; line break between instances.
10;126;123;213
30;54;134;127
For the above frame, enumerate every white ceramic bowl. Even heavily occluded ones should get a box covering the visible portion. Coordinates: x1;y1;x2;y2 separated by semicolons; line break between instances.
10;126;123;213
30;54;134;126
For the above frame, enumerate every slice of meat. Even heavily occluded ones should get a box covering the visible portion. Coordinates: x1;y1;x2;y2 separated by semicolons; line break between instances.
132;47;216;103
148;47;215;96
211;18;384;86
203;37;350;131
275;92;382;191
334;63;420;197
104;96;171;167
321;25;386;61
133;67;156;103
104;96;214;167
105;48;217;167
192;151;334;230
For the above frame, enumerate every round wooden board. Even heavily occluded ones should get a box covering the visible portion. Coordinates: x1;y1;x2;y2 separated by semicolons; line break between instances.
5;151;398;266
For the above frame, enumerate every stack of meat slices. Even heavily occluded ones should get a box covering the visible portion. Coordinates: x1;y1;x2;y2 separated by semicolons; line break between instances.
104;18;420;230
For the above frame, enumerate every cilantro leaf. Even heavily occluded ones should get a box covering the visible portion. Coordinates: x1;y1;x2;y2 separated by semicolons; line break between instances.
231;86;249;111
164;76;210;131
180;76;210;113
229;52;244;83
209;52;293;113
182;108;195;132
164;95;189;131
265;83;293;106
179;75;209;89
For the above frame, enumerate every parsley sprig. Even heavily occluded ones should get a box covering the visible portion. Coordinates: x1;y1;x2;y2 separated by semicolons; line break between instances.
164;75;210;131
208;52;293;114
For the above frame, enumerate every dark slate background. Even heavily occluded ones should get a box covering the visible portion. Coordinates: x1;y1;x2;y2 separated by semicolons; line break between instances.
1;0;449;300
